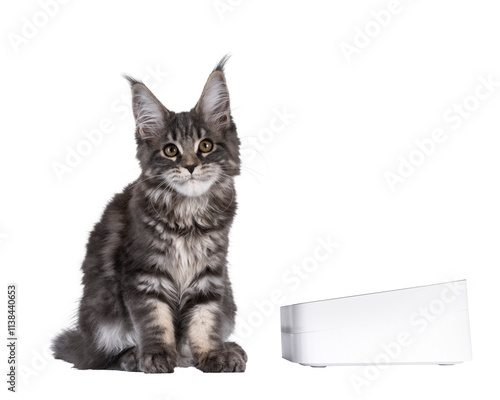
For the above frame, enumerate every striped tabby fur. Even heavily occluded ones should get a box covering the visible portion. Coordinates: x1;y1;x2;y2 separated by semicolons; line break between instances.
52;57;247;373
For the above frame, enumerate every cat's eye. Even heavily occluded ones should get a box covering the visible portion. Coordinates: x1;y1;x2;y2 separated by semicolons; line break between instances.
163;144;178;157
199;139;213;153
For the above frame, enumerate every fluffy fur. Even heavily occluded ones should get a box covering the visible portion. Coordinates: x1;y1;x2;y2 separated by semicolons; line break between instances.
52;57;247;373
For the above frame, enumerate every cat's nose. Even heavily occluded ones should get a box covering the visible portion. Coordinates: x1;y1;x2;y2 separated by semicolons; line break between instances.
184;164;197;174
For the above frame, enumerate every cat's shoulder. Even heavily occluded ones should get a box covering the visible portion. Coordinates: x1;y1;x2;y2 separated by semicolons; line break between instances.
97;181;136;223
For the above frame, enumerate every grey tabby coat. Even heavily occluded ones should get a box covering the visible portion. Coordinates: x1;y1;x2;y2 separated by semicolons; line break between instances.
52;57;247;373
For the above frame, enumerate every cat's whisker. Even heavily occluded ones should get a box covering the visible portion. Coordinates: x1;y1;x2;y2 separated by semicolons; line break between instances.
148;180;170;216
131;173;165;188
205;175;236;214
235;166;266;183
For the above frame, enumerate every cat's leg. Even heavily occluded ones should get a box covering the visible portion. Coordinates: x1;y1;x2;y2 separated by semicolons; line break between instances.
125;294;178;373
186;301;246;373
75;282;139;370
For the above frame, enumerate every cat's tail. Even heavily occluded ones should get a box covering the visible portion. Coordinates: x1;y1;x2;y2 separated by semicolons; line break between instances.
52;328;122;370
51;328;84;366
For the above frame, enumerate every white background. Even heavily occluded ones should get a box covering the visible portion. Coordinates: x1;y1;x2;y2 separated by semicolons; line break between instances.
1;0;499;398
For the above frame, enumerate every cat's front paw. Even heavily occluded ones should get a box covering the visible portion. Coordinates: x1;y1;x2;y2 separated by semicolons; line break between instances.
196;349;246;373
139;349;177;373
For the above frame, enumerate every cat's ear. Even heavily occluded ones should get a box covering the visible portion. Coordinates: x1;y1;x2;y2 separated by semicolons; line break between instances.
125;76;169;141
195;57;231;132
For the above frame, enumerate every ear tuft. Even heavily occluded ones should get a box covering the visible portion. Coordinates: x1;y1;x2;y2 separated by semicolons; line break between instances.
126;76;168;141
123;74;142;88
196;58;232;132
213;54;230;73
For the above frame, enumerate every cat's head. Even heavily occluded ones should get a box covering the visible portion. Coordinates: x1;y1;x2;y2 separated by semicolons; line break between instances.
127;56;240;197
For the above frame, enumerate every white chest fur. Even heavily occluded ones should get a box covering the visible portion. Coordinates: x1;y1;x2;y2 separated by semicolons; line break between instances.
168;233;211;291
145;230;223;299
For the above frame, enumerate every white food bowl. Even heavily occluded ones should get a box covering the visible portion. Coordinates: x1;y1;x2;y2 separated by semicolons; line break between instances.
280;280;472;367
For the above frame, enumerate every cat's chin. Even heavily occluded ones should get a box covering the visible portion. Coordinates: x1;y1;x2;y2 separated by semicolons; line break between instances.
173;179;213;197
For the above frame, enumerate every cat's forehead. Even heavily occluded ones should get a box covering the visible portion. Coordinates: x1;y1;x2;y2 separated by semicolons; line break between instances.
165;112;210;144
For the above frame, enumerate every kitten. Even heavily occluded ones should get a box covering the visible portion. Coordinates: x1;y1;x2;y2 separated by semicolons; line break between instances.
52;57;247;373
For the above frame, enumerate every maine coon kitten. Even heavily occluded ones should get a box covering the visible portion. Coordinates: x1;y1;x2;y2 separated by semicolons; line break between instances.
52;57;247;373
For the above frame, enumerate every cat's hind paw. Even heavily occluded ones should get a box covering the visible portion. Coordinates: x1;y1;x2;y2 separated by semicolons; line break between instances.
117;347;140;372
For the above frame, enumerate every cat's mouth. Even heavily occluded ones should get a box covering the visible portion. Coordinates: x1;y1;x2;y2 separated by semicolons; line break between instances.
182;174;204;183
